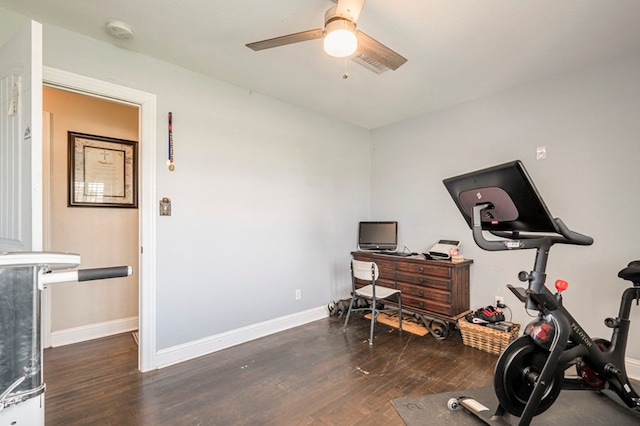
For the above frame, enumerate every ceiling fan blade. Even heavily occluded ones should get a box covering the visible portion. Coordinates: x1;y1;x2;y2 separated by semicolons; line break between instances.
246;29;324;51
335;0;366;23
353;31;407;71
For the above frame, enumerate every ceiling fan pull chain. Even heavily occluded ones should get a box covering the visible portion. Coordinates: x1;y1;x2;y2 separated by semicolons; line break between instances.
343;57;349;79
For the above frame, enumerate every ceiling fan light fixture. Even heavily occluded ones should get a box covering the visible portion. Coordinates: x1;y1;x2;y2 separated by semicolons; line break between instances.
323;19;357;58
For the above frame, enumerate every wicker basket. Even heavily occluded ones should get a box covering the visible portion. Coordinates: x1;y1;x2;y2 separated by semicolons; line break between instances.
458;319;520;355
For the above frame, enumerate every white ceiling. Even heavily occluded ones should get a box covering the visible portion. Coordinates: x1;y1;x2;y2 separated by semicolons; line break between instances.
3;0;640;129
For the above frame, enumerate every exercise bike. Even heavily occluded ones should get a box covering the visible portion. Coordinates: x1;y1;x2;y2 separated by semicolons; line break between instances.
443;160;640;425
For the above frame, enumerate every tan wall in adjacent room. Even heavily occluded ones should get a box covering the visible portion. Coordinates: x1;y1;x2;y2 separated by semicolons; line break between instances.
44;87;139;332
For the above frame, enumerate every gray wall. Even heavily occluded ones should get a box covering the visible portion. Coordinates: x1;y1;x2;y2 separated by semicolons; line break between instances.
0;9;371;353
370;50;640;359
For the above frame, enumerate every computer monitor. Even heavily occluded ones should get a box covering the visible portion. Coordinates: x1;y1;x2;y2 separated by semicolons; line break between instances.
443;160;559;233
358;221;398;251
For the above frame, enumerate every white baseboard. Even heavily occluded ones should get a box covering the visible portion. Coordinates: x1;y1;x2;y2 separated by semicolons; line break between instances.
156;306;328;369
50;316;139;347
626;357;640;381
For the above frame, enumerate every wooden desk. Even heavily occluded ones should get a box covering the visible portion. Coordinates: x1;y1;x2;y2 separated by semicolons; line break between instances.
351;251;473;339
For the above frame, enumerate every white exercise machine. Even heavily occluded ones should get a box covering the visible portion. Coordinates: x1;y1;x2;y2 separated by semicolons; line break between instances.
0;252;131;425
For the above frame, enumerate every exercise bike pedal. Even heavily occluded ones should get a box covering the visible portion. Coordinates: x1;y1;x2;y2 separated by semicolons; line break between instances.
447;396;512;425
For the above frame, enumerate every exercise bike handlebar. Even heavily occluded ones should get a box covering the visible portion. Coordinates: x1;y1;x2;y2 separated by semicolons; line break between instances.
553;217;593;246
472;204;593;252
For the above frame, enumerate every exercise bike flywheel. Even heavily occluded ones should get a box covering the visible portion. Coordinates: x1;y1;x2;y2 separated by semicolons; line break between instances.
494;336;564;417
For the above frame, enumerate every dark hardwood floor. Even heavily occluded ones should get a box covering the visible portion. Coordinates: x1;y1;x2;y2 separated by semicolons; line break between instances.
44;316;497;425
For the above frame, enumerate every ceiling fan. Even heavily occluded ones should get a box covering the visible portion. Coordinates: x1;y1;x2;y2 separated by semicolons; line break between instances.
245;0;407;74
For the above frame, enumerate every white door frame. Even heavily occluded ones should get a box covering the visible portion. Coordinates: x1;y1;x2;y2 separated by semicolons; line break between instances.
42;66;157;372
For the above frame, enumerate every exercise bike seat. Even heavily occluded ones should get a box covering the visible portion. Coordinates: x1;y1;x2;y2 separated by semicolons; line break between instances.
618;260;640;283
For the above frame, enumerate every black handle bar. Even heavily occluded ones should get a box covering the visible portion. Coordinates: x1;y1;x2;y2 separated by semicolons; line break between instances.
472;204;593;251
77;266;132;282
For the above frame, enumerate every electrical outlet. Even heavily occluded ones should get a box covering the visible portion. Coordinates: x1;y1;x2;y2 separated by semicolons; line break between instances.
495;296;504;307
295;289;302;300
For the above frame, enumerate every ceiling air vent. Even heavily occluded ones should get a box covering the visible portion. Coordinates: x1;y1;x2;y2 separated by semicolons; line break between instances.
351;52;389;74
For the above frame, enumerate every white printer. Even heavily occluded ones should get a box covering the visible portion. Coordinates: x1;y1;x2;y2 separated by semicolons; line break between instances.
427;240;460;260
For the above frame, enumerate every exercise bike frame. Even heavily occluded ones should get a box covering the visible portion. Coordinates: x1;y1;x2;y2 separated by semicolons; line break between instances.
471;203;640;426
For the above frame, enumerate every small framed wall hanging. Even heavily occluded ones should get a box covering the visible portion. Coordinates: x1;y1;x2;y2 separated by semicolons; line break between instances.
68;131;138;208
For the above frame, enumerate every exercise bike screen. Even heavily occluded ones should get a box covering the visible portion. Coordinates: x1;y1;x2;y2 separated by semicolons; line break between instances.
443;160;559;233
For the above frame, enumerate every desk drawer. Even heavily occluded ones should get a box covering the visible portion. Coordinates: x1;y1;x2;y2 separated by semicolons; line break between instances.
402;294;453;316
396;272;452;291
395;261;452;279
397;283;451;304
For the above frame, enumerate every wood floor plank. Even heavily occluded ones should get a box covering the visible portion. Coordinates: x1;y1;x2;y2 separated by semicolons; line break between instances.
44;316;497;425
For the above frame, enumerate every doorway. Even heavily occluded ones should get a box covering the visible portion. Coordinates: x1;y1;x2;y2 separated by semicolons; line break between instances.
42;86;139;350
42;67;157;372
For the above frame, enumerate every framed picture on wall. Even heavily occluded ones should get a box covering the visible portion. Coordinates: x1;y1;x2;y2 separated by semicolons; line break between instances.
68;132;138;208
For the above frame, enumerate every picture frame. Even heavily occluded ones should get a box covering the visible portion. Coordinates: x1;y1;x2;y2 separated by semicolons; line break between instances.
68;132;138;208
